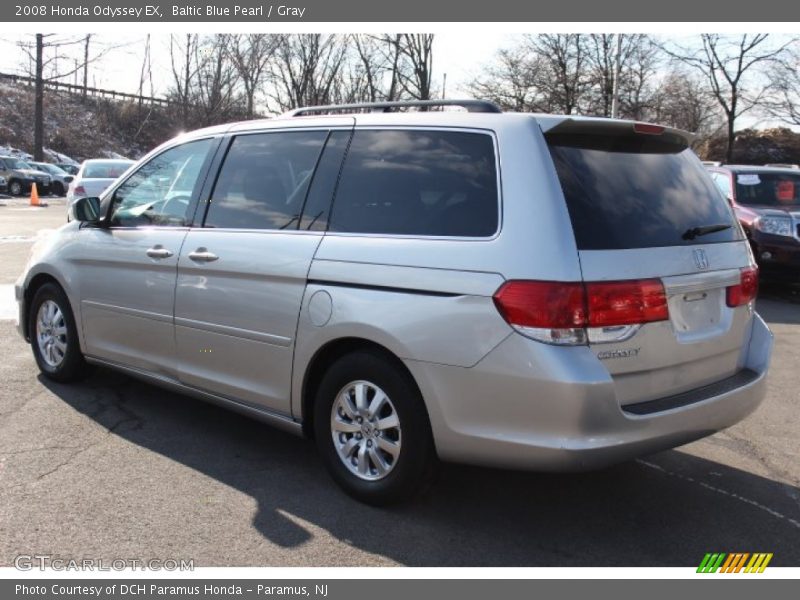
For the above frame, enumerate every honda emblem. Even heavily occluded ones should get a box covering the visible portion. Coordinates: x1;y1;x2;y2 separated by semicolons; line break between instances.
693;248;710;270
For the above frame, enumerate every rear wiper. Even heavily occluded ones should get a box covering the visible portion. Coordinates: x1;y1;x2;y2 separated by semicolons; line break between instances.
681;223;732;240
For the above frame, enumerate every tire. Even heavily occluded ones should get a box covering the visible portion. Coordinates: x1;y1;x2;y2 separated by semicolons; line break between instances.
28;283;89;382
54;182;64;196
9;179;23;196
313;351;437;505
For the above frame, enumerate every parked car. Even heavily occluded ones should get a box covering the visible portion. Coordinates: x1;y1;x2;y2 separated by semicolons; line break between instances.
29;161;74;196
66;159;134;210
706;164;800;276
0;156;51;196
16;100;772;505
55;163;79;176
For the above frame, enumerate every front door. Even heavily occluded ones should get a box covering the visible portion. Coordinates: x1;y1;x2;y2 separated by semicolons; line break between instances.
79;138;218;378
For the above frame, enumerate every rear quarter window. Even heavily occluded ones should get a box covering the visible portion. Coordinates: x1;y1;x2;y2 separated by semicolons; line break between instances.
547;133;742;250
329;129;499;237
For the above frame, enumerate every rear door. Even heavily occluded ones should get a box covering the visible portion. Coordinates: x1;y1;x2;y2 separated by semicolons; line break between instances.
173;125;353;415
544;122;755;405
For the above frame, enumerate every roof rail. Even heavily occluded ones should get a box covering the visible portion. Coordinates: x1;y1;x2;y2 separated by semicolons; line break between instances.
284;99;503;117
764;163;800;169
701;161;723;167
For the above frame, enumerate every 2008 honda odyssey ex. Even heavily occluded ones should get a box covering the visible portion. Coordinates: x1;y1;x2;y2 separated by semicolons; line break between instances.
16;100;773;505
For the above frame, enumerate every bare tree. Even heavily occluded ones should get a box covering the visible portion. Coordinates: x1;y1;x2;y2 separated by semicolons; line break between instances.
661;34;794;162
764;43;800;125
650;70;721;137
529;34;588;115
583;34;660;119
347;34;386;102
225;34;280;118
193;36;244;126
269;34;348;112
618;36;660;120
395;34;435;101
17;33;122;159
467;45;543;111
169;33;202;128
468;34;589;114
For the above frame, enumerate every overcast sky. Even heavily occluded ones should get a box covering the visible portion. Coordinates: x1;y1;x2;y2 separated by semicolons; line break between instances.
0;32;791;130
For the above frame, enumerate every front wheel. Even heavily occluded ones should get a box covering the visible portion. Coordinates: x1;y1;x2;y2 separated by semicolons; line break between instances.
9;179;23;196
28;283;89;382
313;351;437;505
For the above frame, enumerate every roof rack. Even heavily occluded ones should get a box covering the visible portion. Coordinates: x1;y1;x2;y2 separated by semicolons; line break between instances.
764;163;800;169
285;99;503;117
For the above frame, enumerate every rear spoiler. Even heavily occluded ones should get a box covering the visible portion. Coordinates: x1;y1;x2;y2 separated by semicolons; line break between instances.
535;116;695;149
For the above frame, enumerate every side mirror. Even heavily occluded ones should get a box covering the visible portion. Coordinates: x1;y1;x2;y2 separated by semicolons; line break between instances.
70;196;102;223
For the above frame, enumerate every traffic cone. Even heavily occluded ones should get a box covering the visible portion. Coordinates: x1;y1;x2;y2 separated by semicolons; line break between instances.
29;182;47;207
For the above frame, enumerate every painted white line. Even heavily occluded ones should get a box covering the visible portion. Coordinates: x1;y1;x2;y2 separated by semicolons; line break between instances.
0;229;56;244
0;284;17;320
637;458;800;530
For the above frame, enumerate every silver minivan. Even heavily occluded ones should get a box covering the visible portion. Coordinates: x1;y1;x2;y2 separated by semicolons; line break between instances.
15;100;773;504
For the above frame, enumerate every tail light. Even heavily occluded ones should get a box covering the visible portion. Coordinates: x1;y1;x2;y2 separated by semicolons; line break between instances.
74;185;86;196
633;123;665;135
585;280;668;326
493;279;668;346
726;266;759;307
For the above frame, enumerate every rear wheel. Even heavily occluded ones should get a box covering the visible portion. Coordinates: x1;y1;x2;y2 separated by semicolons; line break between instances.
313;351;437;505
53;182;65;196
28;283;89;382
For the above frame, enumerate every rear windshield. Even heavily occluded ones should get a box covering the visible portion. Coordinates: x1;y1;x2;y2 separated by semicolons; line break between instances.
734;171;800;207
547;133;742;250
83;161;131;179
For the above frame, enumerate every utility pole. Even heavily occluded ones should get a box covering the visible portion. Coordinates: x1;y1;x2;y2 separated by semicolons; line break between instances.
611;33;622;119
82;34;91;97
34;33;44;161
442;72;447;100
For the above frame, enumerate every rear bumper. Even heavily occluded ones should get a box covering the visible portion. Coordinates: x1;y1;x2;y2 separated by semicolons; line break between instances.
406;313;772;471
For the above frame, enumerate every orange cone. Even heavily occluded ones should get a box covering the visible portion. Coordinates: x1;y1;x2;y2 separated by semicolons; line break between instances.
29;182;47;207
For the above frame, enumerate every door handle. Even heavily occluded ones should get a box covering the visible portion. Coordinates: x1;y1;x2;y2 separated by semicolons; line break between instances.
146;246;173;259
187;248;219;262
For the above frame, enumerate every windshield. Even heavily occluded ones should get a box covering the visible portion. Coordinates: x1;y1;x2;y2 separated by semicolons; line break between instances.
38;164;65;175
546;133;742;250
734;172;800;208
10;159;33;170
83;161;132;179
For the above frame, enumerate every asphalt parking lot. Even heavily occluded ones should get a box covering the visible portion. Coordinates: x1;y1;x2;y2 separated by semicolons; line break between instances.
1;198;798;567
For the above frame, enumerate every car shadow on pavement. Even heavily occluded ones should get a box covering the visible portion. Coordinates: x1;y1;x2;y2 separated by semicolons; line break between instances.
38;368;800;567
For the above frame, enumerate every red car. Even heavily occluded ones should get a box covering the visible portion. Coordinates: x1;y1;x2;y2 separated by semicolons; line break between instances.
706;164;800;276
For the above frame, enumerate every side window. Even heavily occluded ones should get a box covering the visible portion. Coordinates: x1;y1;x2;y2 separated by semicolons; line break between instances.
329;129;499;237
205;130;328;230
109;138;215;227
299;130;352;231
712;172;732;198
